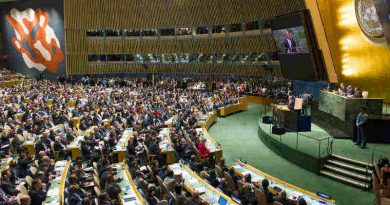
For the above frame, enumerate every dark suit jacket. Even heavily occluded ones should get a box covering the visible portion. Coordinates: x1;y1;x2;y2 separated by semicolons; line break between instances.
29;189;47;205
284;38;297;53
260;187;274;203
68;192;83;205
105;182;121;199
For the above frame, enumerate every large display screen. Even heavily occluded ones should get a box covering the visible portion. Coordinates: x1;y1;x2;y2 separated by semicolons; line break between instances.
271;12;325;81
273;26;309;54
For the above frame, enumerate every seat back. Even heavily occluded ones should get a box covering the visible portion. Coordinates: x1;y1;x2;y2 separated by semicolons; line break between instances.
254;188;268;205
16;193;23;204
26;175;33;187
223;172;236;192
144;145;151;162
94;186;101;197
147;165;156;181
215;165;223;178
93;175;100;188
375;164;382;180
156;176;169;196
18;183;28;195
170;191;179;205
92;162;98;170
30;166;38;176
372;173;381;205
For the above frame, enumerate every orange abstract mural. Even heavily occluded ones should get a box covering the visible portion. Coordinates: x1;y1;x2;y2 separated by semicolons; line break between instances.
6;8;64;73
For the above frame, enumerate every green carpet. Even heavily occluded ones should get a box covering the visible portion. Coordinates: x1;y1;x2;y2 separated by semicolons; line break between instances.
208;103;380;205
258;119;331;158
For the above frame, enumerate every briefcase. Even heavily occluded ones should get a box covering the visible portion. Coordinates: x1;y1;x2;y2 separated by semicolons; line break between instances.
272;126;286;135
262;116;273;124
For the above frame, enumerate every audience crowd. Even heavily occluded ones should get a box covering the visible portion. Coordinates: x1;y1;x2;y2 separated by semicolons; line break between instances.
0;74;299;205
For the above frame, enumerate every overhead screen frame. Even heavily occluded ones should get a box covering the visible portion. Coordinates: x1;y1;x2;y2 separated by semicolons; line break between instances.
271;10;327;82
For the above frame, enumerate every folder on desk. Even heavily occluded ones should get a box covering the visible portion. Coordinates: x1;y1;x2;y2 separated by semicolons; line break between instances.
194;187;206;194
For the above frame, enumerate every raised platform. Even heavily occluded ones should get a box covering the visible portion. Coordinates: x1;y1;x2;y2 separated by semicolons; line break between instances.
258;119;331;173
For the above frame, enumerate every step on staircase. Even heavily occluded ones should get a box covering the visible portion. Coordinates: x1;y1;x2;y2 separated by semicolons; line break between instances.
320;154;373;190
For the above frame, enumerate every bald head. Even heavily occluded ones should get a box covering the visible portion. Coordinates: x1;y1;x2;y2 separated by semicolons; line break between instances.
20;195;31;205
192;191;200;199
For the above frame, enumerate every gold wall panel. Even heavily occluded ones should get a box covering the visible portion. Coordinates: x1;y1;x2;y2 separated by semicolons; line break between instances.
317;0;390;102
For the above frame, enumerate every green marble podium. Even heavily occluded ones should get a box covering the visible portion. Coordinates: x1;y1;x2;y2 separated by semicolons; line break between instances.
318;91;383;136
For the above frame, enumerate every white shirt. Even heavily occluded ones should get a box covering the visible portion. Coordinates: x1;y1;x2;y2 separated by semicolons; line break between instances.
287;39;292;49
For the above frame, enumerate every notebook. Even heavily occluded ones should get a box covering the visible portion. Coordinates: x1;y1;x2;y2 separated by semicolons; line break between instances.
218;196;228;205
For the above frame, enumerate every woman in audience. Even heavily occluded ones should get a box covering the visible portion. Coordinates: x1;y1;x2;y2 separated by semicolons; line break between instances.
0;75;293;205
381;163;390;186
197;138;209;159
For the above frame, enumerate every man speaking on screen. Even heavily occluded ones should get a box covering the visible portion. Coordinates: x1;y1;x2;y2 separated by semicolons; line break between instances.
283;31;297;54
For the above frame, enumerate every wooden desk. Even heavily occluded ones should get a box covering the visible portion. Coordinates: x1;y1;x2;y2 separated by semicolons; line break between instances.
272;104;298;131
13;112;24;122
232;160;336;205
46;99;53;106
164;117;175;128
0;158;13;174
65;126;94;161
197;112;217;130
113;128;133;162
102;119;111;127
168;162;238;205
318;91;383;136
22;140;36;156
158;128;175;164
115;161;145;205
71;117;80;128
43;160;70;205
319;91;383;122
219;103;248;117
22;125;65;157
69;100;76;107
245;95;276;106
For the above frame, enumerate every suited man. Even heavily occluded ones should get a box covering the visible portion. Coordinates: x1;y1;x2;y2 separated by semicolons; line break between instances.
283;31;297;54
53;136;67;158
259;179;274;203
287;96;295;110
104;174;121;200
29;179;47;205
66;128;76;142
355;107;368;149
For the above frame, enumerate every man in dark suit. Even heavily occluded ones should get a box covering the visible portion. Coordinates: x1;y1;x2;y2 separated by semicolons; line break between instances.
259;179;274;203
355;107;368;149
283;31;297;54
29;179;47;205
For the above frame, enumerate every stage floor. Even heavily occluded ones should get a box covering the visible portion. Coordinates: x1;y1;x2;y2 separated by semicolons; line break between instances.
209;103;390;205
258;109;390;162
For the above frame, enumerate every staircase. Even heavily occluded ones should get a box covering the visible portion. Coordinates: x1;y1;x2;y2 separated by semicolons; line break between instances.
320;154;373;190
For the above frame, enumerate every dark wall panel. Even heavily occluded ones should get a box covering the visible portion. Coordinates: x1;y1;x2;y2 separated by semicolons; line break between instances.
64;0;306;75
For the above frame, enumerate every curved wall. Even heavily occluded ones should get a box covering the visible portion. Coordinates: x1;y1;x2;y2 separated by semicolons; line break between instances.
64;0;306;75
317;0;390;102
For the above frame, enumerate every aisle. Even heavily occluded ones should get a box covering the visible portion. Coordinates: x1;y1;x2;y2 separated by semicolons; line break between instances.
208;103;373;205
